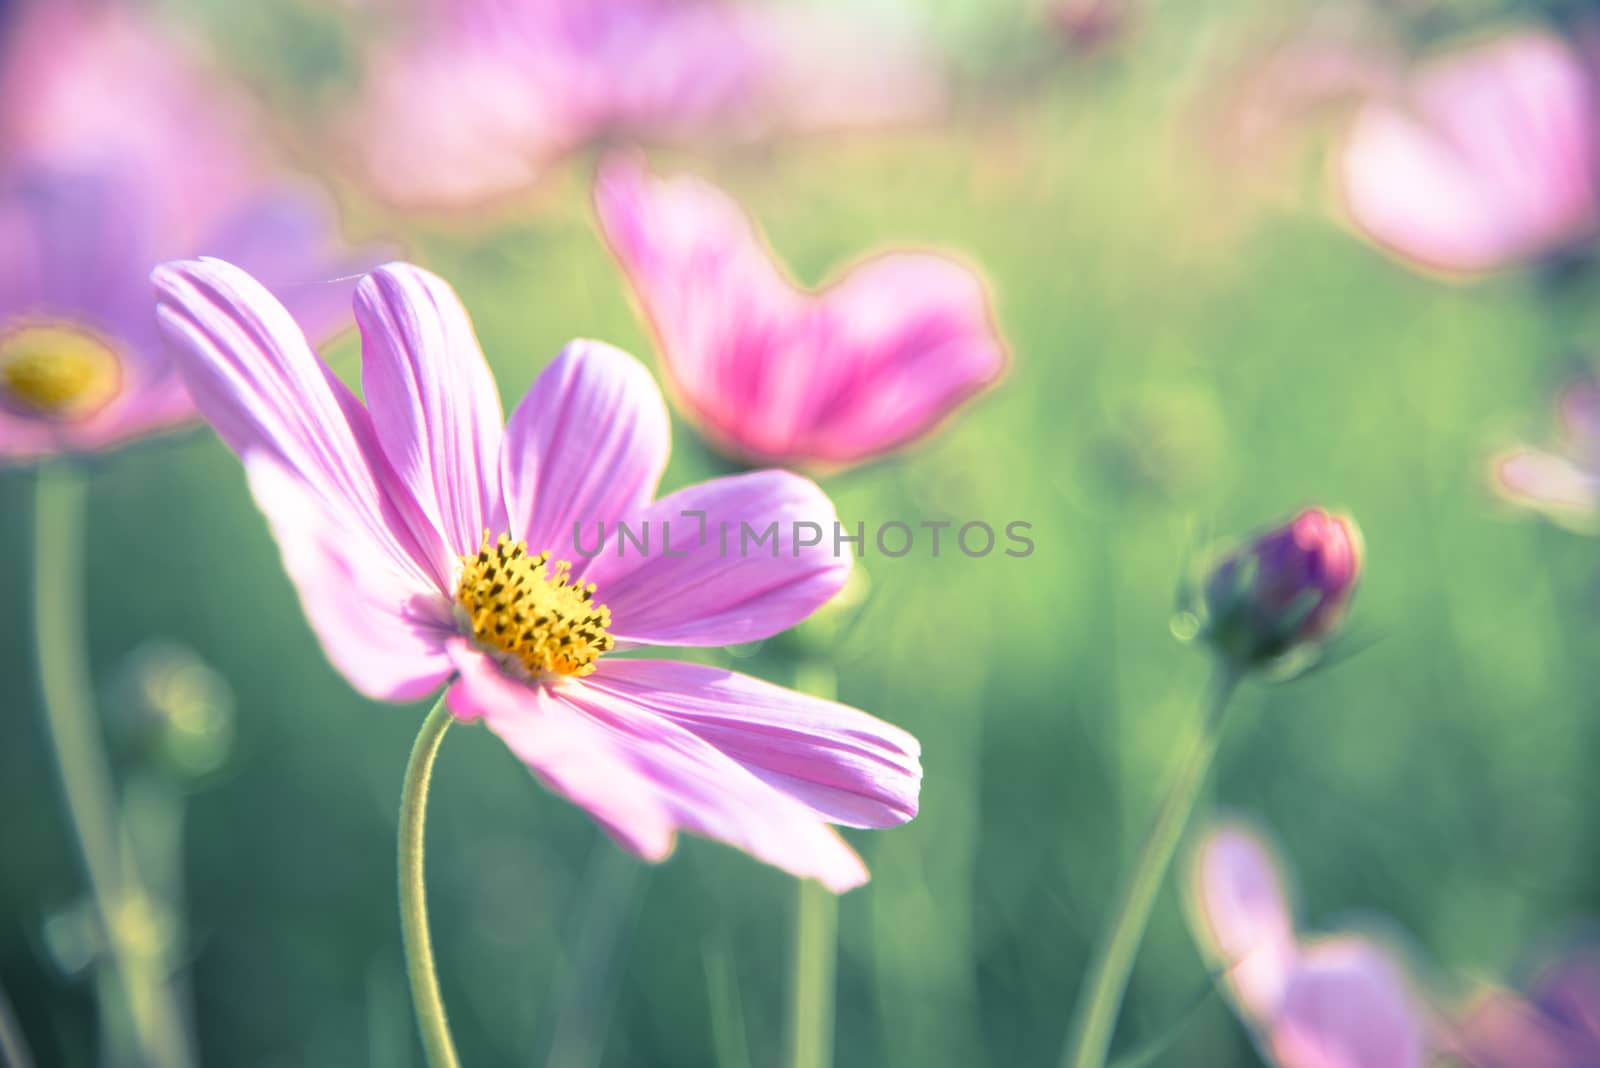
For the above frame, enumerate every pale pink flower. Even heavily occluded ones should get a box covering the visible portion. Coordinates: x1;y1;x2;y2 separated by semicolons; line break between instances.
345;0;948;211
1340;29;1600;275
1189;823;1429;1068
348;0;758;210
3;0;274;236
150;258;921;890
0;3;380;461
1188;823;1299;1020
593;157;1007;469
1493;376;1600;529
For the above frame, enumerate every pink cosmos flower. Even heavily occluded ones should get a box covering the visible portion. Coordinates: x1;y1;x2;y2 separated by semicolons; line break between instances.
593;158;1007;469
0;167;373;463
0;2;380;462
150;257;922;890
348;0;759;210
1457;943;1600;1067
1339;29;1600;275
346;0;948;211
1189;822;1430;1068
1492;375;1600;530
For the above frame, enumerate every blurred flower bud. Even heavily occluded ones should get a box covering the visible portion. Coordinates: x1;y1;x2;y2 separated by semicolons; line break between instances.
112;641;234;781
1200;508;1363;668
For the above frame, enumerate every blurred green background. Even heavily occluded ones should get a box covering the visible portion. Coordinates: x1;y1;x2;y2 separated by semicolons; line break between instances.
5;1;1600;1065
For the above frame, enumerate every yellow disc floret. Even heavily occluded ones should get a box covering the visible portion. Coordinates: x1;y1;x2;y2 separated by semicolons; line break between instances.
456;531;614;678
0;322;122;419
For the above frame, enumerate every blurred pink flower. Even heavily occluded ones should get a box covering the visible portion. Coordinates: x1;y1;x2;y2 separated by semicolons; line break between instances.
1492;375;1600;529
593;157;1007;469
1457;944;1600;1067
151;258;921;890
1190;12;1399;213
1189;823;1299;1020
1049;0;1137;57
346;0;948;210
0;4;382;461
1189;822;1430;1068
349;0;758;210
3;1;263;233
1340;29;1600;275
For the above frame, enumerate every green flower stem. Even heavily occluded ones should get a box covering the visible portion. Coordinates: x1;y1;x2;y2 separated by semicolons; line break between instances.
787;661;840;1068
1061;665;1242;1068
398;693;461;1068
788;880;838;1068
32;464;192;1067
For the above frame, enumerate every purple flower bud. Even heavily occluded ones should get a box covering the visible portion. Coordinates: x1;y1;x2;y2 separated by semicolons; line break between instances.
1202;508;1363;667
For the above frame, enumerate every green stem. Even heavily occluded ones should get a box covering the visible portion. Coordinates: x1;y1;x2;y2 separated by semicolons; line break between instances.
0;975;35;1068
1060;666;1241;1068
787;880;838;1068
398;693;460;1068
32;464;192;1067
786;662;839;1068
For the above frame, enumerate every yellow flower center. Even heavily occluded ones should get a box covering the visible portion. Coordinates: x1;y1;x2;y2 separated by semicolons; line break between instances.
456;531;614;678
0;323;122;419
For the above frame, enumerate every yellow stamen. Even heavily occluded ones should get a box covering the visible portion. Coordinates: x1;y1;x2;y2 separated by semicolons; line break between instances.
456;531;614;678
0;322;121;419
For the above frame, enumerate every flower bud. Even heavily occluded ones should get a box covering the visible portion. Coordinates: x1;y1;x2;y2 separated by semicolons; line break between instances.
1201;508;1363;668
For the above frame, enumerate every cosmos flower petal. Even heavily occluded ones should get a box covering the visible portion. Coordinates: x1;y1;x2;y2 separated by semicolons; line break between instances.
204;186;390;346
0;168;153;352
349;38;567;210
356;263;507;559
557;673;871;891
1189;823;1300;1023
1268;936;1426;1068
806;253;1006;463
500;339;669;558
1340;31;1599;274
584;470;851;647
152;257;441;588
1492;446;1600;525
584;659;921;828
593;156;808;459
445;640;676;860
595;156;1005;466
246;457;457;701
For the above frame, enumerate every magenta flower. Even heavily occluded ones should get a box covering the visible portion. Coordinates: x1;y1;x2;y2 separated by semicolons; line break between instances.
1457;943;1600;1067
1189;823;1431;1068
1339;29;1600;275
1202;508;1363;667
150;258;921;890
593;157;1007;469
1493;375;1600;530
0;3;380;462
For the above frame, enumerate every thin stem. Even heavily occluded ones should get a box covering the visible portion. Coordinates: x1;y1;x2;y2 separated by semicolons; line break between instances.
398;693;460;1068
787;880;838;1068
786;662;839;1068
1060;665;1242;1068
0;975;35;1068
32;464;192;1067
